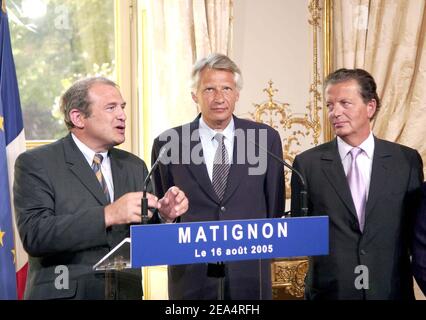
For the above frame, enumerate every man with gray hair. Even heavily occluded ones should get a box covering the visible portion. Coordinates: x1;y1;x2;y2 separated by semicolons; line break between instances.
14;77;188;299
151;53;285;299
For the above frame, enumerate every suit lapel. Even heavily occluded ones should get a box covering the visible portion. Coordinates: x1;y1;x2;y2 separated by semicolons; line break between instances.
365;138;391;221
185;119;220;203
63;134;110;205
109;149;127;200
321;139;358;218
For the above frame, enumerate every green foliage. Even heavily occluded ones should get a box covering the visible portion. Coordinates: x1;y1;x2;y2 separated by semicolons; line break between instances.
9;0;115;139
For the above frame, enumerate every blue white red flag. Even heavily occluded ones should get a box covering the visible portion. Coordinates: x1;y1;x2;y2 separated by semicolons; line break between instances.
0;0;28;300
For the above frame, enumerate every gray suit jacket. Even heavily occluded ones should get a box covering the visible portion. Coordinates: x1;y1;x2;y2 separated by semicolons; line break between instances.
151;115;285;299
291;137;423;300
14;134;150;299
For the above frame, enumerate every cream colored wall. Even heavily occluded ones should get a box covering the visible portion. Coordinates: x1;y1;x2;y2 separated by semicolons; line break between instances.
232;0;324;211
232;0;314;123
143;266;168;300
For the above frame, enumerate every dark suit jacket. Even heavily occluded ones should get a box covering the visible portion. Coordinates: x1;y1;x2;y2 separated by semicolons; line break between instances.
413;182;426;295
14;134;151;300
151;115;285;299
291;137;423;300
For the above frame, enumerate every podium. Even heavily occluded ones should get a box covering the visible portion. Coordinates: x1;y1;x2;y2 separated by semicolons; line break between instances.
92;217;327;299
93;238;142;299
130;216;328;267
129;216;328;300
94;238;131;271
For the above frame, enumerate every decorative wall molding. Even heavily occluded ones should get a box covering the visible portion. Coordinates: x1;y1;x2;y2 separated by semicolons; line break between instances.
323;0;334;142
272;258;308;299
250;1;325;196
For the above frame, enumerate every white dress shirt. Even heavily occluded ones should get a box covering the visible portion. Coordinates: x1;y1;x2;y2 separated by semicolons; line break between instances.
71;133;114;201
199;117;235;182
337;132;375;198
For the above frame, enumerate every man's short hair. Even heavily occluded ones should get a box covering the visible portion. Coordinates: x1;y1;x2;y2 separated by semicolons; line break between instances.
60;77;117;129
191;53;243;91
325;68;381;117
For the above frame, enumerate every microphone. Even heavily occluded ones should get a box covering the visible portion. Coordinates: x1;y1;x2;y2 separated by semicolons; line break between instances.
248;139;308;216
141;146;168;224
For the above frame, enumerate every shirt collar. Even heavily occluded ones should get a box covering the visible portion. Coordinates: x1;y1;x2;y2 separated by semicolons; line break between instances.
71;133;109;164
199;117;235;142
337;131;375;161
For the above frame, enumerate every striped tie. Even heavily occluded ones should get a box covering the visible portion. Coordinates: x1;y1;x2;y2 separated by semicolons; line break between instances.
212;133;230;202
92;154;111;203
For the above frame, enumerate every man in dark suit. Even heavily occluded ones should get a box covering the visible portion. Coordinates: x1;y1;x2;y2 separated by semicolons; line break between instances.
151;53;285;299
13;77;188;299
413;182;426;295
291;68;423;300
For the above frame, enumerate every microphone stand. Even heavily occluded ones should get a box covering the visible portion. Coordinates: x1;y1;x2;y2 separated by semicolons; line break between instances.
141;146;167;225
217;262;225;300
207;262;225;300
249;139;308;216
141;189;150;225
249;139;308;300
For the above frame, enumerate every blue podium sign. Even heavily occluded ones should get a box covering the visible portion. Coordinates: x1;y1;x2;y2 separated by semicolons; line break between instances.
130;216;328;267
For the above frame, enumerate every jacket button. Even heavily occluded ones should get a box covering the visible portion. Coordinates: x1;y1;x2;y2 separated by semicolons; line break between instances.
360;249;366;255
220;206;226;212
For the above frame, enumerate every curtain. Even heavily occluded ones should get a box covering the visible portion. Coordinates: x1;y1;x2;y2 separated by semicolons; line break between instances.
193;0;234;58
141;0;233;161
333;0;426;175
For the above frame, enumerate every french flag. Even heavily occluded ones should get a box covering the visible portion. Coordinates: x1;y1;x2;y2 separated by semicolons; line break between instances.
0;1;27;300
